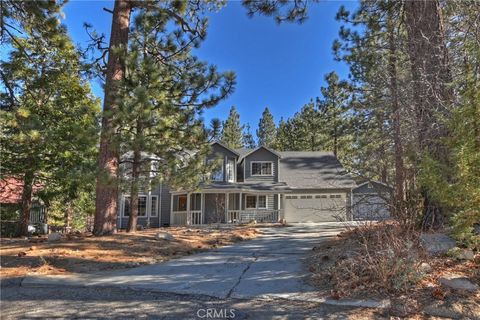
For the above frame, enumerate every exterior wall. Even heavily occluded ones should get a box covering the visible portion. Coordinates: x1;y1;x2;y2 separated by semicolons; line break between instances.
207;143;238;183
117;183;162;229
244;148;279;182
159;182;171;226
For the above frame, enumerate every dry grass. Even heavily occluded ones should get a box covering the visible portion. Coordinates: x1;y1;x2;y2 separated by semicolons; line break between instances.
0;226;259;279
307;221;480;317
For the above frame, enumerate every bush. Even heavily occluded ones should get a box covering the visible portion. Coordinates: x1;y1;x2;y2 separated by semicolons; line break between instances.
310;222;426;295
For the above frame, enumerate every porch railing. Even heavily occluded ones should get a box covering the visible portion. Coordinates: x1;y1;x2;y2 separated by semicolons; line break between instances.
172;210;203;226
188;210;203;225
227;210;280;223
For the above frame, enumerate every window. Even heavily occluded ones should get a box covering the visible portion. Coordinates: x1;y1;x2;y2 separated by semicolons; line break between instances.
300;195;312;199
246;196;256;209
257;195;267;209
330;194;342;199
123;196;147;216
245;195;267;209
138;197;147;216
251;162;272;176
150;196;158;217
178;195;187;211
226;159;235;182
315;195;328;199
212;164;223;181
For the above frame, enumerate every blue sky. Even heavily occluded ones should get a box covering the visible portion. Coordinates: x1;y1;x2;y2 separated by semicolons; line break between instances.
63;1;358;129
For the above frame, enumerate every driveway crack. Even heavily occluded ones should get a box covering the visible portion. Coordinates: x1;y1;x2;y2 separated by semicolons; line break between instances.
226;253;257;298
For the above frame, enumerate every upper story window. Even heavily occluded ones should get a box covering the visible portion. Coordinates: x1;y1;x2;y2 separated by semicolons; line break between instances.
209;159;224;181
226;159;235;182
251;162;273;176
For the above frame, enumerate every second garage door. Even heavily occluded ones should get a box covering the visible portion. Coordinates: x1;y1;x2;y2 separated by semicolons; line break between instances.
283;193;347;222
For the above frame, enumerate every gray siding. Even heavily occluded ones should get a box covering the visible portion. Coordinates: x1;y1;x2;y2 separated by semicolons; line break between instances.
207;143;238;182
117;183;163;229
159;182;171;226
353;182;392;195
244;148;279;182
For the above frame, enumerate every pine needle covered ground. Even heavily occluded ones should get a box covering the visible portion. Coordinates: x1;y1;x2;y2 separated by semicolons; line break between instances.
307;222;480;317
0;226;259;279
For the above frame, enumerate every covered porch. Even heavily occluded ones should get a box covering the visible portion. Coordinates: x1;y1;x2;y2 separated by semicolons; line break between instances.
170;190;285;226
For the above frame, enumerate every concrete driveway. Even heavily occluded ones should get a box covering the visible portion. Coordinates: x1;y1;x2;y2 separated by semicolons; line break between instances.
23;223;346;302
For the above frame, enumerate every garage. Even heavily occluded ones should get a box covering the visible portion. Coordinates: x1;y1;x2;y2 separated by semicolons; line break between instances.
283;193;347;222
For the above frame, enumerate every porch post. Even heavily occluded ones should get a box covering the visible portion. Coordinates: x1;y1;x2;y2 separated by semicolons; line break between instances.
225;192;229;223
201;193;205;224
186;192;191;225
239;192;243;211
170;194;174;226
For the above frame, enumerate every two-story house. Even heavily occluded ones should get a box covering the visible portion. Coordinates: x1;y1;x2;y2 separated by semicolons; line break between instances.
117;142;356;228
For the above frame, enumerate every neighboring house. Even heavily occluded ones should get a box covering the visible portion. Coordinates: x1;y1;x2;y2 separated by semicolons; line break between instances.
117;142;357;227
352;181;392;220
0;177;48;234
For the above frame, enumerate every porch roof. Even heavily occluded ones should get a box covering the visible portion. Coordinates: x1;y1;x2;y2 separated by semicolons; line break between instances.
172;182;292;194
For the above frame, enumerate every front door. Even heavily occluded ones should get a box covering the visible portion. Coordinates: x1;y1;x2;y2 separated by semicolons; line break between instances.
204;193;226;223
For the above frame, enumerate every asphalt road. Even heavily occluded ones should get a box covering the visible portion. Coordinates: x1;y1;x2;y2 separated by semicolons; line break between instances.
2;223;382;319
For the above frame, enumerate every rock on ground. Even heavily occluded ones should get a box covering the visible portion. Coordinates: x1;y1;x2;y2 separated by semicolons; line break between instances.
420;233;456;255
457;249;475;260
155;232;175;241
423;300;480;320
439;274;479;292
47;233;61;242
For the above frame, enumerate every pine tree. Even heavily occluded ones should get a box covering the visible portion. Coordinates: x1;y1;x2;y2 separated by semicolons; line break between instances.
243;123;256;149
92;0;228;235
256;107;276;148
221;106;244;149
274;117;290;151
0;21;100;236
317;72;351;157
209;118;222;141
116;10;235;232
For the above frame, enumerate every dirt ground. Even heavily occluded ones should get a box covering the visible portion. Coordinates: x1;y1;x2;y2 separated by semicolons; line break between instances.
307;223;480;318
0;225;259;279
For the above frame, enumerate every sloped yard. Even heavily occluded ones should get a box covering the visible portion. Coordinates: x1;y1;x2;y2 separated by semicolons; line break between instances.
307;222;480;318
0;226;259;279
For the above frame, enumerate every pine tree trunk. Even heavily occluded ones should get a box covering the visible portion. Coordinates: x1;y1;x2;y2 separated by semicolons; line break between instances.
18;172;34;237
404;0;452;228
93;0;132;236
387;16;406;214
127;147;141;232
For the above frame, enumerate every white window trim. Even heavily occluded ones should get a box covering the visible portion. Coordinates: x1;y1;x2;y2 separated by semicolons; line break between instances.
226;159;235;182
250;161;273;176
150;195;158;217
122;194;148;217
245;194;268;210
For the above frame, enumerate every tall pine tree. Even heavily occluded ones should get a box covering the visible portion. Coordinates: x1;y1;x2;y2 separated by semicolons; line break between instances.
221;106;244;149
256;107;276;148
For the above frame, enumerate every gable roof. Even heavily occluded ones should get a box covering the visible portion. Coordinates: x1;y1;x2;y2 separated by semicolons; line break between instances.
278;151;356;189
236;145;282;161
211;141;240;157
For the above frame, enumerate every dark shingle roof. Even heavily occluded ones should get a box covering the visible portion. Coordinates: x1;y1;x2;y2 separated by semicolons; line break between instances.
278;151;356;189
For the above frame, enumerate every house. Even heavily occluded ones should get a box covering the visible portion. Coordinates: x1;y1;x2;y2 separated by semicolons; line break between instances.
0;177;48;234
117;142;356;227
352;180;392;220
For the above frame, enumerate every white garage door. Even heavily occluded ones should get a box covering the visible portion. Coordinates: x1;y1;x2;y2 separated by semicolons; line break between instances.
284;193;347;222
